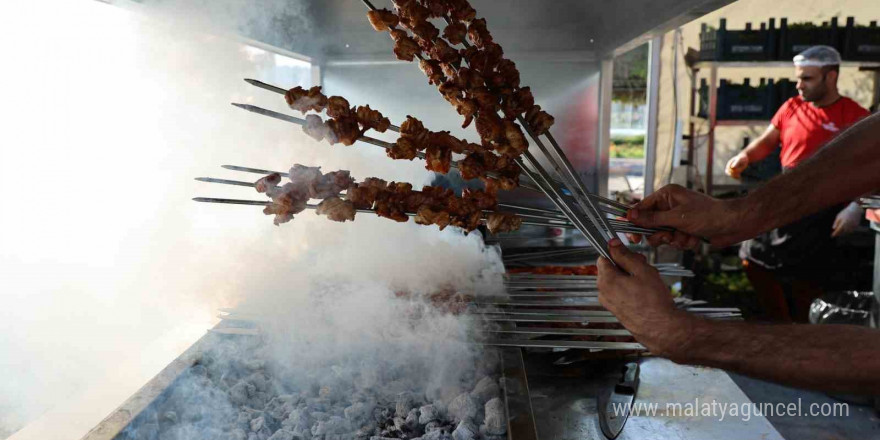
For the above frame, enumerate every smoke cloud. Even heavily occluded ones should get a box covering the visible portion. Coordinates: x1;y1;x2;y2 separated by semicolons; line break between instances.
0;1;502;438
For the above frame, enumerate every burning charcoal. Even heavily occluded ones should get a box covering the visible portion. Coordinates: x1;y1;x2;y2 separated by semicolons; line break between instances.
420;430;453;440
446;393;477;423
424;420;442;432
344;401;375;423
251;416;267;432
481;398;506;436
405;408;419;427
267;429;296;440
395;391;415;417
418;404;439;425
248;372;271;393
230;381;258;406
310;411;331;422
470;377;500;405
451;420;477;440
285;408;311;429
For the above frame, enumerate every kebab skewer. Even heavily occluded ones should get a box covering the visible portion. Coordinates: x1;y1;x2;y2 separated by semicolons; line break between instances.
244;78;633;219
360;0;617;260
197;163;523;234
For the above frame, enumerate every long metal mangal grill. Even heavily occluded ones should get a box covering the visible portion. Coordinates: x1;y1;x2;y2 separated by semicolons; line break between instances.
83;0;783;439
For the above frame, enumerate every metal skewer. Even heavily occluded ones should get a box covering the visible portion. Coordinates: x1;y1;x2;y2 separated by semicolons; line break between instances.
195;174;665;234
192;196;566;230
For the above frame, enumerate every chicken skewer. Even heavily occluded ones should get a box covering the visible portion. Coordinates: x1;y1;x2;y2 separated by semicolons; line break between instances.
194;196;536;231
243;78;632;217
197;175;576;218
362;1;619;240
359;0;615;261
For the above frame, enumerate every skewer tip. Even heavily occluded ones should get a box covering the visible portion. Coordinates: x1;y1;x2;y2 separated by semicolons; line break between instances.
231;103;250;110
244;78;260;85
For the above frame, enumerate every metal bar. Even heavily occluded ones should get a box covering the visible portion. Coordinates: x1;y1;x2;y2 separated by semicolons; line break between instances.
643;36;663;196
474;308;613;317
498;347;540;440
474;300;602;307
481;315;618;324
482;339;645;350
706;65;718;195
489;327;632;337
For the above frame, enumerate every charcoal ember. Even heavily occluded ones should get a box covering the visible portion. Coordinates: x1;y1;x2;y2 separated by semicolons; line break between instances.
230;428;248;440
312;416;351;436
345;401;375;423
419;430;453;440
424;420;443;432
251;416;267;432
291;423;312;440
446;393;477;423
310;411;331;422
418;404;439;425
394;391;415;417
246;372;270;392
283;408;311;429
451;420;477;440
470;377;500;405
267;429;296;440
372;406;395;424
481;398;506;436
405;408;419;428
230;381;257;406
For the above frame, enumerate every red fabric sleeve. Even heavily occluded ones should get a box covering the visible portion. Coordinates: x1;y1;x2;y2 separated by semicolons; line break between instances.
771;98;795;130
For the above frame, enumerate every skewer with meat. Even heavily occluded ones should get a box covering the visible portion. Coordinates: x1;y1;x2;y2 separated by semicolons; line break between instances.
354;105;391;133
389;29;421;61
466;18;493;48
285;86;328;113
315;196;356;222
367;8;400;31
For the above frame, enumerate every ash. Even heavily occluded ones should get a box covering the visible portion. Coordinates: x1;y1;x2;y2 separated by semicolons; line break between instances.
119;336;507;440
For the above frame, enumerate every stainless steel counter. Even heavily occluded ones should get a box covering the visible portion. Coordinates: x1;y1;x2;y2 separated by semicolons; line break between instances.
526;357;784;440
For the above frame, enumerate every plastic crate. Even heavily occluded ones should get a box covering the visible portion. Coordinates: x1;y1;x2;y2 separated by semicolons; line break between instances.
698;78;776;120
843;17;880;61
700;18;778;61
775;78;799;107
777;17;842;61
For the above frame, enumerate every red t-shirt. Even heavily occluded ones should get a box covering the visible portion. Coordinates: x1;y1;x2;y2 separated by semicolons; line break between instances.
771;96;870;168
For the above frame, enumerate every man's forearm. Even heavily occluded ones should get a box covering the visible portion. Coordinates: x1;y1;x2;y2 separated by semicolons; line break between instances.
742;135;778;164
674;315;880;394
737;112;880;236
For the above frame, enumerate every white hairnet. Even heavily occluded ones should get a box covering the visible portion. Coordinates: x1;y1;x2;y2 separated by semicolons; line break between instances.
793;45;842;67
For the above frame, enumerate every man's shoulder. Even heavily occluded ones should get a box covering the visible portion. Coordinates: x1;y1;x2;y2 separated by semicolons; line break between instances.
837;96;870;115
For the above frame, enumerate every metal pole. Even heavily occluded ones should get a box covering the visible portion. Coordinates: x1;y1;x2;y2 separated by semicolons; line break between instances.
706;64;718;195
644;36;663;196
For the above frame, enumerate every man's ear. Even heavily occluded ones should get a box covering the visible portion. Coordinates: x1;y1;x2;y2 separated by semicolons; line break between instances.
826;69;839;86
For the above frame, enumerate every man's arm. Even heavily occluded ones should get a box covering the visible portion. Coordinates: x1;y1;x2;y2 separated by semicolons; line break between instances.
725;125;780;178
597;241;880;395
630;112;880;247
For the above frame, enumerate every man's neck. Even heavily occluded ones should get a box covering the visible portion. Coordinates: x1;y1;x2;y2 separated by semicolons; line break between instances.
812;90;842;108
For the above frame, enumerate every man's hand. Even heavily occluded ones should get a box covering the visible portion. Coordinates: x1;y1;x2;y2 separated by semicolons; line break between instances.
627;184;750;249
597;239;694;360
831;202;863;237
725;152;749;179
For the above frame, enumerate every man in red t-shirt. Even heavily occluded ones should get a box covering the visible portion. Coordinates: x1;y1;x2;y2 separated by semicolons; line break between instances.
724;46;871;322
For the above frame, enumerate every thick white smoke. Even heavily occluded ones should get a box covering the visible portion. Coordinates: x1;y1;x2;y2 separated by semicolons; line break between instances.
0;1;503;438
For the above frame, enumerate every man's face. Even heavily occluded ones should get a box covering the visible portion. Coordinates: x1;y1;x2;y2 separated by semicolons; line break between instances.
795;65;830;102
